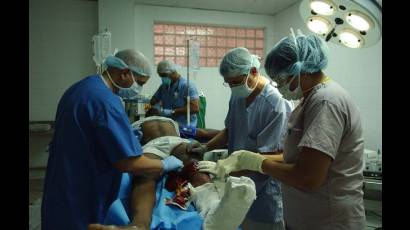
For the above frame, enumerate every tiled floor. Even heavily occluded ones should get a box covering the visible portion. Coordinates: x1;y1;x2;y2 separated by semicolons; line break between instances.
29;130;51;230
29;130;52;204
364;195;382;229
366;211;382;229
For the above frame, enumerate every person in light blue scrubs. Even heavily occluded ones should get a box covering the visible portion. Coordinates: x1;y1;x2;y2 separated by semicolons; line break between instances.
41;49;183;230
188;47;290;230
198;31;366;230
150;60;199;127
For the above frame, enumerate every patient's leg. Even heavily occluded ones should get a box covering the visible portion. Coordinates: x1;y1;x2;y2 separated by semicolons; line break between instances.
89;143;211;230
88;153;161;230
128;153;161;229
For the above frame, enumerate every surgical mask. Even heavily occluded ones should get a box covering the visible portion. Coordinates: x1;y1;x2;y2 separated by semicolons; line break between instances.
118;81;143;99
230;74;257;99
230;55;259;98
106;69;137;91
161;77;172;87
277;75;303;100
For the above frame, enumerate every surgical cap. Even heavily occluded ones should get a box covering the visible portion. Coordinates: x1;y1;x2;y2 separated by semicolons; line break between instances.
103;49;152;77
264;32;328;82
157;60;177;74
219;47;261;78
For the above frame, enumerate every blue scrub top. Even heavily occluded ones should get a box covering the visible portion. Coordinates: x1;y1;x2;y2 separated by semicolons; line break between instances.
41;75;142;230
225;82;289;224
152;77;199;126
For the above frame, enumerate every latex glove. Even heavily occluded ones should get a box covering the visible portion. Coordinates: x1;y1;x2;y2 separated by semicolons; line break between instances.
180;125;197;136
161;156;183;173
230;150;267;173
207;150;267;178
197;161;217;174
161;108;173;117
187;182;197;197
187;140;208;155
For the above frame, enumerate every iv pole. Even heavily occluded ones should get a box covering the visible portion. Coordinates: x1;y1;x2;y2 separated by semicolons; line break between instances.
186;39;191;126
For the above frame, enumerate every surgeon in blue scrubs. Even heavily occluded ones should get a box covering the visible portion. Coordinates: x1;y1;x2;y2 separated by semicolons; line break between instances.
41;49;183;230
189;47;290;230
150;60;199;127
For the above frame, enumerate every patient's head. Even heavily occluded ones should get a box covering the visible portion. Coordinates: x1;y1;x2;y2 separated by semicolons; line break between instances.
145;107;160;117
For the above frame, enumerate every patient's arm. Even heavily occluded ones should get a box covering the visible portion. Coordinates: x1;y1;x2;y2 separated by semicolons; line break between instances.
205;128;228;151
195;128;220;139
89;124;207;230
113;155;163;176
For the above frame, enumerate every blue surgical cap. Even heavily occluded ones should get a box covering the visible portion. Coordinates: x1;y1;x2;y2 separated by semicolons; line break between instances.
157;60;177;74
264;32;329;82
219;47;261;78
103;49;151;77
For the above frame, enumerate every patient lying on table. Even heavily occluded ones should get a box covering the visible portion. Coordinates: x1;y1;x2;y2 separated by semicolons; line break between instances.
144;107;221;141
89;116;256;230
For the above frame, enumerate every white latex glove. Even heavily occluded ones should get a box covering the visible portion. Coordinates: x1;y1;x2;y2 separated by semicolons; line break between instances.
212;150;267;178
231;150;267;171
187;182;197;200
197;161;217;174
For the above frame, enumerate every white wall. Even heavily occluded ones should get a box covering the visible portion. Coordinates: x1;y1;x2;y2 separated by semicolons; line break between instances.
272;3;382;151
29;0;98;121
99;0;276;129
98;0;381;150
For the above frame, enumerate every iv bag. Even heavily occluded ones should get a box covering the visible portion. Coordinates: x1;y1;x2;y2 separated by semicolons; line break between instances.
92;31;111;72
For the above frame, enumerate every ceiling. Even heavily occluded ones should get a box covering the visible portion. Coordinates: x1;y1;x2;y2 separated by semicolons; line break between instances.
82;0;381;15
131;0;301;16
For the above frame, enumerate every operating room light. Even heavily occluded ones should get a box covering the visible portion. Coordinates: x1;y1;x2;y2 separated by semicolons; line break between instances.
307;17;331;34
339;30;362;48
346;12;372;31
310;1;335;15
299;0;382;48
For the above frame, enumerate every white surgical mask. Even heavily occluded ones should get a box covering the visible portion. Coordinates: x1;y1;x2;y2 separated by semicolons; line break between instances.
277;75;303;100
118;82;143;99
105;70;137;91
230;56;258;99
230;74;258;98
